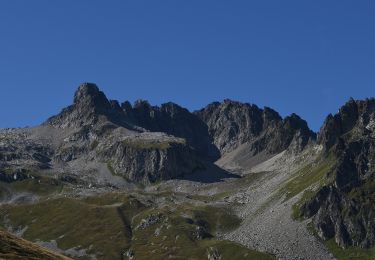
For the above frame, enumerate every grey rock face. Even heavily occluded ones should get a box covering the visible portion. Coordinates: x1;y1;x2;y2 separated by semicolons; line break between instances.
0;83;317;186
318;98;375;151
47;84;219;160
46;83;109;128
1;83;203;184
45;83;132;130
0;129;53;173
195;99;316;155
302;98;375;248
122;101;220;160
98;133;203;184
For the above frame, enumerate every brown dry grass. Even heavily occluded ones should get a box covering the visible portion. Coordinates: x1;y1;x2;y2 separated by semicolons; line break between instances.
0;229;71;260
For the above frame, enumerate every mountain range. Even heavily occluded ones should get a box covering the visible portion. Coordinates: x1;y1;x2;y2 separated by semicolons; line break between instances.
0;83;374;260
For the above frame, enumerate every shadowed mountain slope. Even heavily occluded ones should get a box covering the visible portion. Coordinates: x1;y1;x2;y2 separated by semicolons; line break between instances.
0;229;71;260
0;83;315;185
301;98;375;248
1;83;374;258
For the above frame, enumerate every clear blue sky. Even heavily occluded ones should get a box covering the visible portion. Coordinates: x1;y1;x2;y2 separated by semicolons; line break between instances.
0;1;374;131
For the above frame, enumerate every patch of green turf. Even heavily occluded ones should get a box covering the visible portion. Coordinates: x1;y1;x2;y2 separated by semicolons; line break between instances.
324;239;375;260
202;240;275;260
0;190;274;260
1;168;23;175
306;219;375;260
191;205;241;233
0;194;145;259
90;140;99;150
132;237;274;260
1;178;64;197
130;203;273;259
122;138;186;150
106;162;116;175
279;154;335;202
200;171;265;202
347;178;375;202
291;189;318;220
271;153;336;220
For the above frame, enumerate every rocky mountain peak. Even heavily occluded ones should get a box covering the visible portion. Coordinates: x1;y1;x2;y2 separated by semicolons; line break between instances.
302;97;375;249
44;84;317;160
45;83;119;129
196;100;315;155
262;107;282;128
160;102;187;116
73;83;112;113
74;82;100;100
133;99;151;109
283;113;313;135
122;100;219;160
1;82;374;257
318;98;375;151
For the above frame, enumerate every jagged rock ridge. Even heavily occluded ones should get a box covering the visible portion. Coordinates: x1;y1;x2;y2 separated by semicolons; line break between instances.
1;83;316;184
302;98;375;248
46;83;131;129
122;100;220;160
196;99;316;156
1;82;375;255
1;83;203;184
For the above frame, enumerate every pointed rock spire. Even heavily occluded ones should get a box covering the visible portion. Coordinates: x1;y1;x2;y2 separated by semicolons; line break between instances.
73;83;112;113
45;83;115;128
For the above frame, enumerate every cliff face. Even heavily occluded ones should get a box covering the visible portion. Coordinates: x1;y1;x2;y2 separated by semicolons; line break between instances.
98;134;202;184
1;83;318;184
318;98;375;151
1;83;203;184
0;128;54;180
302;98;375;248
122;100;220;160
46;83;135;130
196;99;316;156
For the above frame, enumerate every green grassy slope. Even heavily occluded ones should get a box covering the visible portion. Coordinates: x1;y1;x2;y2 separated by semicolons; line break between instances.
0;181;274;260
281;154;375;260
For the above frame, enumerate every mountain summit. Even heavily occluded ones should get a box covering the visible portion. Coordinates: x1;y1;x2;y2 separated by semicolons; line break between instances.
46;83;125;128
2;83;316;185
302;98;375;248
0;83;374;259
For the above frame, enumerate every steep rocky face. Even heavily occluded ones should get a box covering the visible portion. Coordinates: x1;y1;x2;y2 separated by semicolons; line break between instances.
195;100;266;154
0;83;317;185
0;129;53;177
99;134;203;183
196;99;316;155
45;83;129;129
302;98;375;248
1;83;203;184
47;84;219;160
122;100;220;160
318;98;375;151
